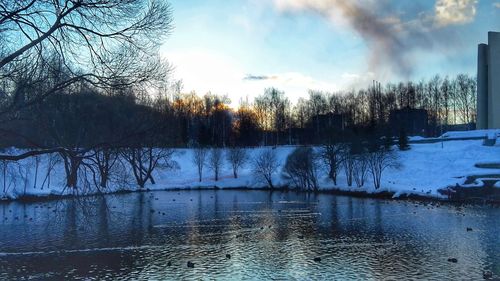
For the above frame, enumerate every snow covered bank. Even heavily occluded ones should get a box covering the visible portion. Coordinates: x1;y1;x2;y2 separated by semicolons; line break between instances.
1;131;499;201
441;129;500;139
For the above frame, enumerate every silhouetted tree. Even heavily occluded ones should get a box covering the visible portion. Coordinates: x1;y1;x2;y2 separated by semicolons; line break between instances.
208;148;223;181
368;148;399;189
283;147;319;191
234;105;261;146
226;147;247;178
0;0;173;160
121;147;177;189
192;147;208;182
253;149;278;189
353;152;369;188
321;140;344;185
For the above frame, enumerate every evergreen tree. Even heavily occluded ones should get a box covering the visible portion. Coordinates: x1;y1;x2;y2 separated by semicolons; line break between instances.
398;127;410;151
383;128;394;150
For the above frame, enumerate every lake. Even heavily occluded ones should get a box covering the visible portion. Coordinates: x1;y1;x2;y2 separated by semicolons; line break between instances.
0;190;498;280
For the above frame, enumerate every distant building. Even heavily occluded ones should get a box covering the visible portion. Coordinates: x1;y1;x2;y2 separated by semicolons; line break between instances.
477;31;500;129
389;107;428;136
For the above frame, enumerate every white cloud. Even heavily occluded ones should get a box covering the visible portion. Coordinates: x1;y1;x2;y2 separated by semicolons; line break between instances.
262;72;339;94
494;2;500;9
162;49;339;105
434;0;478;27
341;72;375;89
239;71;341;103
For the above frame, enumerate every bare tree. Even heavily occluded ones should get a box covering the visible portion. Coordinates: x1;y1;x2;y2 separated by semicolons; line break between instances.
121;147;177;189
59;149;88;189
283;147;319;191
89;147;119;189
208;148;223;181
343;149;355;187
353;153;369;187
307;91;329;141
440;76;452;125
252;148;278;189
226;147;247;178
0;156;28;198
39;153;59;191
31;155;41;190
0;0;173;160
367;149;399;189
321;142;344;185
1;160;13;197
455;74;476;124
192;147;208;182
255;88;289;145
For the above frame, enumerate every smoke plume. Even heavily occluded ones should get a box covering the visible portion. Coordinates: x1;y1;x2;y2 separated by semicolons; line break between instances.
274;0;477;78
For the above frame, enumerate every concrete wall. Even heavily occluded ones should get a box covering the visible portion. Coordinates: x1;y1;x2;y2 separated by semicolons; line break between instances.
477;43;488;129
488;32;500;129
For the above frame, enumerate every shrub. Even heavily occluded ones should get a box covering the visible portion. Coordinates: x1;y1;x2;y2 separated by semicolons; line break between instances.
283;147;319;191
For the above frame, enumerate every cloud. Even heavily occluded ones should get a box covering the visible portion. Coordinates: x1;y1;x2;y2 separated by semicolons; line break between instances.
243;72;339;96
435;0;477;27
243;74;278;80
494;2;500;9
162;49;339;105
341;72;375;88
273;0;477;77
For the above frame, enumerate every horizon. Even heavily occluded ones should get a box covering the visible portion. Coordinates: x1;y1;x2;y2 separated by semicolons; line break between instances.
161;0;500;105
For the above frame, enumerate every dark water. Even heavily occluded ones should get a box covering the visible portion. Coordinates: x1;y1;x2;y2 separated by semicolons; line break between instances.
0;190;499;280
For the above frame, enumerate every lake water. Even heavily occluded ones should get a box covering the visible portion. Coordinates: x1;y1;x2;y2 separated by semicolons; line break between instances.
0;190;498;280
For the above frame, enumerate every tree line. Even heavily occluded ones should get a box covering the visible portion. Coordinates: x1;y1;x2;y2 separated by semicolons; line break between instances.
3;72;476;149
138;73;477;147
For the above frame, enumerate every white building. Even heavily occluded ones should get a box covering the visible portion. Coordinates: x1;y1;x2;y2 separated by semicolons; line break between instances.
477;31;500;129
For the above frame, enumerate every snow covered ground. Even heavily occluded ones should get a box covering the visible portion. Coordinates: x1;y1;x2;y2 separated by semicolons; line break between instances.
441;129;500;139
1;130;499;201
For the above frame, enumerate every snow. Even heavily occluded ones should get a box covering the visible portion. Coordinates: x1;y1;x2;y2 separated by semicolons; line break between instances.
440;129;500;139
1;130;499;201
408;136;426;141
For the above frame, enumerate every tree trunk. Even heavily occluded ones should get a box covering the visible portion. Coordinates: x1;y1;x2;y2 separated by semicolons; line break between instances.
329;168;337;185
99;169;108;188
148;174;155;184
65;156;82;189
267;178;274;189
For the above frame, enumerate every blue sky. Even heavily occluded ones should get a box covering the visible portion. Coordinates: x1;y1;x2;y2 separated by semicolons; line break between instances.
160;0;500;105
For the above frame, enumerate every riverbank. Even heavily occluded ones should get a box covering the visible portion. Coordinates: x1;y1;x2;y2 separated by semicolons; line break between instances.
1;130;499;203
5;184;500;206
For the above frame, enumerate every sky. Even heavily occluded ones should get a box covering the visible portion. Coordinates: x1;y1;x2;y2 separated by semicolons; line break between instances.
160;0;500;105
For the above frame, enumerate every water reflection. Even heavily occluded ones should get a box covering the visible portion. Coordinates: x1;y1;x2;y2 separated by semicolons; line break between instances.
0;190;498;280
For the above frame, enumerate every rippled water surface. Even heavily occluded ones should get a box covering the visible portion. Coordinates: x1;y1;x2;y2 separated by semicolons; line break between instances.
0;190;499;280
